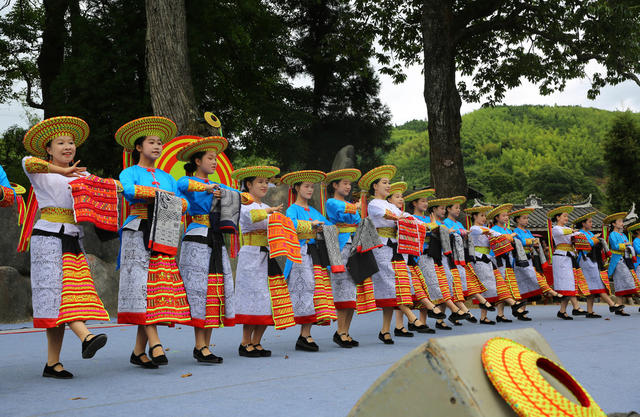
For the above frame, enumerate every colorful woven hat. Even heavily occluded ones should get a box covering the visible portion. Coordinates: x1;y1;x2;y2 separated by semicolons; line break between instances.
572;211;597;225
388;181;407;196
231;165;280;182
23;116;89;157
450;195;467;205
404;188;435;202
488;203;514;219
358;165;396;191
114;116;178;150
482;337;606;417
602;211;627;225
281;170;326;186
176;136;228;162
547;205;574;219
509;207;535;218
325;168;361;184
428;197;453;208
464;205;493;214
627;222;640;233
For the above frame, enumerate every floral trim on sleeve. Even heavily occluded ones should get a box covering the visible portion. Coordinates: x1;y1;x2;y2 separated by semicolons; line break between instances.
250;209;268;223
24;157;50;174
187;179;208;192
344;202;358;214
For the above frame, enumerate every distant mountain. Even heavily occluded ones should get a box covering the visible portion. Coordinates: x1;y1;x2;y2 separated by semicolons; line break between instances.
386;105;640;205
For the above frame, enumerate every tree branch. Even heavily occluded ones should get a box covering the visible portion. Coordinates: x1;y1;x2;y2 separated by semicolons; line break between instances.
12;54;43;109
453;0;507;30
621;72;640;88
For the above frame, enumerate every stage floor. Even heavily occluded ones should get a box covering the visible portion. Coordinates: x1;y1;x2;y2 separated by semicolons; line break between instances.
1;304;638;416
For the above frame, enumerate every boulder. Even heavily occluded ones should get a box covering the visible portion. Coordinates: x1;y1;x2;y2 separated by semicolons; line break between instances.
85;254;119;315
0;206;30;275
0;266;32;323
331;145;356;170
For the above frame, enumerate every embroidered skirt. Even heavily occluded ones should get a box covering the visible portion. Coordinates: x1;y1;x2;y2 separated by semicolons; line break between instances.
178;232;235;328
579;257;609;295
30;229;110;328
416;254;451;305
117;230;191;325
611;261;640;296
234;245;295;329
552;254;589;297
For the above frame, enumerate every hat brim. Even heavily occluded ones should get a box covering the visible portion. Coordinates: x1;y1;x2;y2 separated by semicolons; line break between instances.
572;211;598;225
358;165;396;190
9;183;26;195
176;136;228;162
509;208;534;218
547;205;574;219
115;116;177;150
465;205;493;214
450;196;467;205
281;170;326;186
488;203;514;219
231;166;280;182
325;169;361;183
428;197;453;208
603;212;627;225
388;182;408;195
404;188;436;202
23;116;89;157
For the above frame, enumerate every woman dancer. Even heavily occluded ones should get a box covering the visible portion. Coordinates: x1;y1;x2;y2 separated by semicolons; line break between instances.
325;168;365;348
573;212;626;317
22;116;110;378
233;165;295;357
605;212;640;311
177;135;237;363
115;116;191;368
282;170;336;352
548;206;589;320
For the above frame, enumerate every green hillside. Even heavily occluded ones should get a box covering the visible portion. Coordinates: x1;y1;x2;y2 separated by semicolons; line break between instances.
386;105;640;205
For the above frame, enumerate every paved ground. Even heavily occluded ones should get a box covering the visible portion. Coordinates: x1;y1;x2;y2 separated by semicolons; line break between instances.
1;304;638;417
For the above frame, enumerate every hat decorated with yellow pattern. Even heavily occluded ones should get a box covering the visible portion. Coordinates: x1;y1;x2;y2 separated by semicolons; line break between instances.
281;170;326;186
23;116;89;157
388;181;407;196
325;168;361;184
602;212;627;225
404;188;435;202
509;207;535;218
482;337;606;417
450;195;467;205
115;116;178;150
231;166;280;182
176;136;228;162
464;205;493;214
547;205;574;219
572;211;597;225
627;222;640;233
428;197;454;208
358;165;396;191
487;203;514;219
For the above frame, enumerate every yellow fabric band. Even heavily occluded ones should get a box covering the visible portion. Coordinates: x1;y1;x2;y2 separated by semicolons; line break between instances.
376;227;396;239
555;243;575;252
336;223;357;234
242;230;268;246
41;207;76;224
191;214;210;227
475;246;490;255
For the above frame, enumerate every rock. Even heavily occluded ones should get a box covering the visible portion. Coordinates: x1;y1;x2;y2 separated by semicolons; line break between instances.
85;254;119;315
0;266;32;323
0;206;31;275
331;145;356;170
608;413;640;417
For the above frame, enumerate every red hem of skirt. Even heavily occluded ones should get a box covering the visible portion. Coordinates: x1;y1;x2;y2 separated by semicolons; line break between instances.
33;318;59;328
334;301;356;310
117;312;188;326
615;289;639;296
556;290;577;296
234;314;275;325
588;289;608;295
375;298;398;308
294;314;319;324
520;289;543;299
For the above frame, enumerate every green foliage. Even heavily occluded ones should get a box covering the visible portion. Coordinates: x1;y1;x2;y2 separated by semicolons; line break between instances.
0;125;29;187
603;112;640;212
386;105;640;205
357;0;640;105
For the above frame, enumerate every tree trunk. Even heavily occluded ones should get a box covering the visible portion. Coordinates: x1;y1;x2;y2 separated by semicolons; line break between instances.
145;0;206;135
422;0;467;198
38;0;69;118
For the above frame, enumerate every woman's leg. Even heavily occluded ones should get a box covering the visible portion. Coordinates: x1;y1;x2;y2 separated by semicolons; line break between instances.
46;326;65;370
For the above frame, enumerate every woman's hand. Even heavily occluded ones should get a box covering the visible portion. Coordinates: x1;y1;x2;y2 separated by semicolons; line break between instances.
266;204;284;214
59;160;87;177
